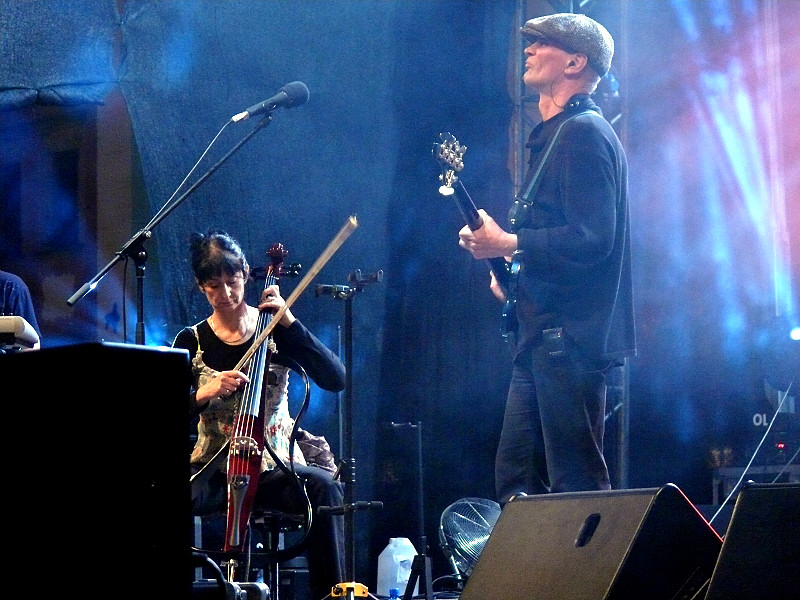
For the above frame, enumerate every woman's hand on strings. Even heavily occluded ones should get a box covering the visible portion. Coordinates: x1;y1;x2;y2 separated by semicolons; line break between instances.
259;284;296;328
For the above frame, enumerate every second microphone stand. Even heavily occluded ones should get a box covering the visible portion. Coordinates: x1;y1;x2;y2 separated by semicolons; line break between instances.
316;269;384;596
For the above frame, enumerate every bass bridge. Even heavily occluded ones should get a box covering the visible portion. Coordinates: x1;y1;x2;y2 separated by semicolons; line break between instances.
229;435;263;460
225;435;263;549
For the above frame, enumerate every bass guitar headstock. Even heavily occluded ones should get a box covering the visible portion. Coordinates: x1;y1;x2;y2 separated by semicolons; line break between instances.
249;244;301;280
433;132;466;193
266;243;288;277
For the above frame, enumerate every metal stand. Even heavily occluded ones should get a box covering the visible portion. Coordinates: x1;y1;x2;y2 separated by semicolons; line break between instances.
390;422;433;600
604;360;630;489
403;555;433;600
316;270;384;594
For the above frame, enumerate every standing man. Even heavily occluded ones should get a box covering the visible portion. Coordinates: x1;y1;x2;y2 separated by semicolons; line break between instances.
458;13;635;501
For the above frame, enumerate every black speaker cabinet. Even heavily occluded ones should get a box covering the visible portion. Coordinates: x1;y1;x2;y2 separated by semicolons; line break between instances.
1;342;192;599
704;482;799;600
460;484;723;600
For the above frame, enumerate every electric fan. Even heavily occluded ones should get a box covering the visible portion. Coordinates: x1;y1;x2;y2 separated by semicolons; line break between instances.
438;497;501;579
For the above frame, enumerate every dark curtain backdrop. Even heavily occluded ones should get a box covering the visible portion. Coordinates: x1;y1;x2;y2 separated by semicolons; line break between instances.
2;0;798;587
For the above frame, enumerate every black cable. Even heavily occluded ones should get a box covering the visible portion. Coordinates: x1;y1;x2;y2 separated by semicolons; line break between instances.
193;550;227;586
247;358;313;563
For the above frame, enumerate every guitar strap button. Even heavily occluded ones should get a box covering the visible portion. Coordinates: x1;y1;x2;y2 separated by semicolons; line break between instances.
508;199;530;231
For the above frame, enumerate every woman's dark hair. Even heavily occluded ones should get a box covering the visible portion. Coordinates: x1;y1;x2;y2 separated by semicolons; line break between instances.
189;230;250;284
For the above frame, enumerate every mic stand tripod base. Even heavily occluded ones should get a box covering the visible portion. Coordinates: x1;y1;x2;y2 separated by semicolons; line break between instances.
331;582;369;599
403;554;433;600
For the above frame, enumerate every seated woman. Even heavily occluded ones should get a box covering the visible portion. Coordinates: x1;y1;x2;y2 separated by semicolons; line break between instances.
173;230;345;599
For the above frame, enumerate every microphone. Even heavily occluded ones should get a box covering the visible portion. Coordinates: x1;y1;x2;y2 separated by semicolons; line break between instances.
231;81;310;122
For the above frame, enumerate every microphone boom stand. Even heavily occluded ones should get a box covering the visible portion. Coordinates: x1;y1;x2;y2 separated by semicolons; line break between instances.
66;114;275;345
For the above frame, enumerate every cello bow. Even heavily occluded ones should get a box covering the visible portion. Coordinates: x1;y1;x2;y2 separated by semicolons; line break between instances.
231;215;358;374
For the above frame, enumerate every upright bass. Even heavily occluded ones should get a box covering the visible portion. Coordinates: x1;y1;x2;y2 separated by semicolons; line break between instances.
224;243;287;552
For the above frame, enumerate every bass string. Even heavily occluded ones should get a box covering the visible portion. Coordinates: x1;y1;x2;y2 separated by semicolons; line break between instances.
231;268;277;460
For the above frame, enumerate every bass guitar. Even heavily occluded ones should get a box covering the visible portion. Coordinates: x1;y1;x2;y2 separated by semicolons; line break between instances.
433;132;519;340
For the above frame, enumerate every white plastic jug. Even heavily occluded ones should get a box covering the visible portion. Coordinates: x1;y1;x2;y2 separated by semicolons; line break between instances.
376;537;418;598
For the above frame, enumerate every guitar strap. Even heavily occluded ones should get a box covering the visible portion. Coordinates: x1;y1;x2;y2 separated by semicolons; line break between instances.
502;107;597;346
508;108;597;232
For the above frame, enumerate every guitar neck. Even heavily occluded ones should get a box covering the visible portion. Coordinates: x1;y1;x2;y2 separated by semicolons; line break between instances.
435;131;519;342
450;181;511;291
486;257;511;288
453;180;483;231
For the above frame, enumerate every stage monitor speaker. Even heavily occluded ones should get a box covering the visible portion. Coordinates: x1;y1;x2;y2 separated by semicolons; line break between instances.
459;484;723;600
1;342;193;599
704;482;799;600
